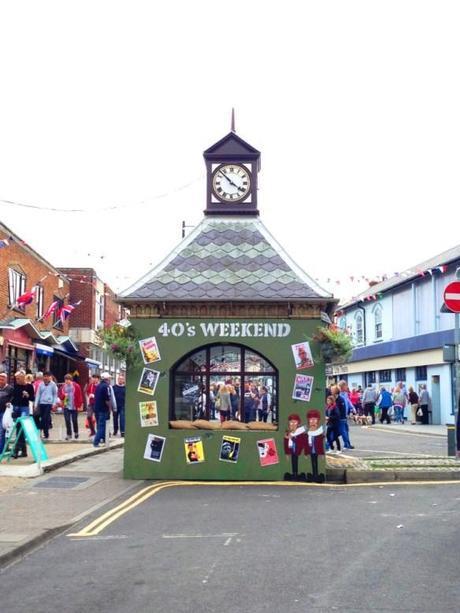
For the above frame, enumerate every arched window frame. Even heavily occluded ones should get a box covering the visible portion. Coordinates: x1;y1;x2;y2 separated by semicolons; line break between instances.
354;311;363;345
170;342;279;428
373;304;383;340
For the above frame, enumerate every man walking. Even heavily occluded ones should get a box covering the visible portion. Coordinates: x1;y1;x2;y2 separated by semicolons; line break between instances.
58;373;83;440
362;383;378;425
112;373;126;437
34;371;58;439
93;372;112;447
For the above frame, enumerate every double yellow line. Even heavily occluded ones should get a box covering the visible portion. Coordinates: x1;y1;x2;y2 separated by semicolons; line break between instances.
68;481;179;537
68;478;460;538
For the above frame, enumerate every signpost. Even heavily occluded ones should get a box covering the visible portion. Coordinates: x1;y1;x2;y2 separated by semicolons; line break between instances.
444;278;460;457
443;281;460;313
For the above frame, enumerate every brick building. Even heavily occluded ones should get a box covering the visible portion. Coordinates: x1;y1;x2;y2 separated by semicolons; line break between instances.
0;222;82;382
57;267;126;389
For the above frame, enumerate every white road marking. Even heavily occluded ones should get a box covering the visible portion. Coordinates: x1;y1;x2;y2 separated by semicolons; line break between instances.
223;537;232;546
162;532;238;539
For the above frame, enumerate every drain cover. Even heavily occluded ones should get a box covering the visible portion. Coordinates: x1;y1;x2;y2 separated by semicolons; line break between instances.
33;476;89;489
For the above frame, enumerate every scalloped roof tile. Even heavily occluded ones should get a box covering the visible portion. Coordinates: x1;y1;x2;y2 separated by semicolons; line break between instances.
120;217;334;303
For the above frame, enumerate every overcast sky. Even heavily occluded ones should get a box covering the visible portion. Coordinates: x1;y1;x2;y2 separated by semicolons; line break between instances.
0;1;459;302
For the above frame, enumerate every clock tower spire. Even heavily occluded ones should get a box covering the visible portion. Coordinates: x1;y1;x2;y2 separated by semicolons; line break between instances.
203;129;261;217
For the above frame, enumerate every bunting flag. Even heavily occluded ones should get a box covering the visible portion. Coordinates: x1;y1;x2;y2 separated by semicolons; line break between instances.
0;238;9;248
58;300;82;323
41;298;64;321
15;288;36;307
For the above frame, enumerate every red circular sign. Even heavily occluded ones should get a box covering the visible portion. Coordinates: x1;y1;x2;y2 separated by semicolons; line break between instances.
444;281;460;313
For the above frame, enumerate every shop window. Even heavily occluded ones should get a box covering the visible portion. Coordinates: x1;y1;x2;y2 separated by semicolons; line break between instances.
365;371;376;385
395;368;406;383
415;366;427;381
355;312;363;345
36;285;44;320
379;369;392;383
8;267;26;312
171;343;278;427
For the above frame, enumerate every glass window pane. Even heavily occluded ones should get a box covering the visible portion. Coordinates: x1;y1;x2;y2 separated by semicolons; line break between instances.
210;346;241;372
244;351;274;372
176;349;207;373
173;374;206;421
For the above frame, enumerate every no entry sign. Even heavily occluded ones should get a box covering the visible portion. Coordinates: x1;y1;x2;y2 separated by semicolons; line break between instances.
444;281;460;313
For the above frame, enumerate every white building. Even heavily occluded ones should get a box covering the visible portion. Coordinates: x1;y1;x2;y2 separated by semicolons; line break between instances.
332;245;460;425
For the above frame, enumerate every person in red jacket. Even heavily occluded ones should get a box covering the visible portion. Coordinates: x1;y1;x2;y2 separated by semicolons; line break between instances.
58;373;83;440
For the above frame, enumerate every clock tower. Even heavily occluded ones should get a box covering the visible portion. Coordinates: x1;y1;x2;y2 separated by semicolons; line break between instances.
203;127;261;216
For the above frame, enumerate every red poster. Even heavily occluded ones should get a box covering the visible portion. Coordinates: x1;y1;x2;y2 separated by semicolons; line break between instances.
257;438;279;467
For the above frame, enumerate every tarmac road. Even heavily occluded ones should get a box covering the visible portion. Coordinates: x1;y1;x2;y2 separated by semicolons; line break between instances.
343;423;447;457
1;480;460;613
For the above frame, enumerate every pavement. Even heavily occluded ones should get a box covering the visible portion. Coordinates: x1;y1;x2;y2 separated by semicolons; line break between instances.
0;417;459;570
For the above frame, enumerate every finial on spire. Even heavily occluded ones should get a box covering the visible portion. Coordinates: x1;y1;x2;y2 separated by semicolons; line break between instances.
231;107;236;133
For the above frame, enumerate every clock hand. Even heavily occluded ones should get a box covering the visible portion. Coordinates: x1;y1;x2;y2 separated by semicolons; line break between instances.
218;172;239;189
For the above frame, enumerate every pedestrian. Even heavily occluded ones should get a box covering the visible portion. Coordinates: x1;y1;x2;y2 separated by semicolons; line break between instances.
258;386;271;423
34;371;58;439
33;372;44;395
93;372;112;447
335;381;355;450
362;383;378;425
11;370;35;458
349;387;362;415
418;384;430;425
112;373;126;437
408;386;419;425
0;372;14;454
377;386;393;424
325;394;341;452
85;373;100;437
243;383;256;423
58;373;83;440
392;385;406;424
216;383;231;423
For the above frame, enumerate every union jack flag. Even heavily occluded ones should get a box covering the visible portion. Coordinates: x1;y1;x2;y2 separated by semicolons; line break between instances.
42;298;64;321
57;300;82;323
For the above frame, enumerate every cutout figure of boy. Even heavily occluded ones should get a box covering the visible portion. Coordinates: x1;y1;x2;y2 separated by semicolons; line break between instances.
288;409;325;483
283;413;307;481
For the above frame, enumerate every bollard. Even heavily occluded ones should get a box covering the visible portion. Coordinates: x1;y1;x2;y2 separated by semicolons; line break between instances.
447;424;456;456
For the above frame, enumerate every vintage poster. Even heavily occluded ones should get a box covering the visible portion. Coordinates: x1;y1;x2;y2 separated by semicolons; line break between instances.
219;435;240;463
292;374;314;402
139;401;159;427
291;341;314;370
139;336;161;364
143;434;166;462
138;368;160;396
184;436;205;464
256;438;279;467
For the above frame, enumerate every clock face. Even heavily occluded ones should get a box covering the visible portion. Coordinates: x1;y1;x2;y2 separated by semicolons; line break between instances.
212;164;251;202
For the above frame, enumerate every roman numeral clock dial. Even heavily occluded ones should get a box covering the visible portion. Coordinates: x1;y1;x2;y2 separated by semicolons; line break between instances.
212;164;251;202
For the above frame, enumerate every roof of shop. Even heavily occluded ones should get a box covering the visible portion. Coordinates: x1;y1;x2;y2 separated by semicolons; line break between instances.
119;217;334;303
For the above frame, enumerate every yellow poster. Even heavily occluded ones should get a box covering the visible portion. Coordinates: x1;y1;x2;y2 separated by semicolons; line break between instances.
184;436;205;464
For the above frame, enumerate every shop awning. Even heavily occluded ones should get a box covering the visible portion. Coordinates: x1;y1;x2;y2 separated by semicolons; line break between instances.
34;343;55;356
8;340;35;351
85;358;102;368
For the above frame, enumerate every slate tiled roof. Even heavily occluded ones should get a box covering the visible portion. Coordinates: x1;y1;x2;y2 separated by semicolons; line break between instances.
120;217;333;303
340;242;460;309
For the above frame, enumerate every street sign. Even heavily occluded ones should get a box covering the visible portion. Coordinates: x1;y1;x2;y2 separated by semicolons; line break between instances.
444;281;460;313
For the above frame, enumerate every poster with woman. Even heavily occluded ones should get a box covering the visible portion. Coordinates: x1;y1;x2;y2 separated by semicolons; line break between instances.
138;368;160;396
139;401;159;427
139;336;161;364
